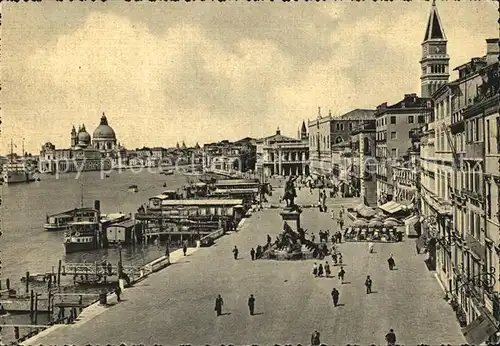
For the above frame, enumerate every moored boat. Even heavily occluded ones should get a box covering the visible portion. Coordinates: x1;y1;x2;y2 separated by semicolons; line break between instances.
44;212;75;231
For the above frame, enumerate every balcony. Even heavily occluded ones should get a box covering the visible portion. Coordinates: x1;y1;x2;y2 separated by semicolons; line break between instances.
465;232;485;261
465;142;484;160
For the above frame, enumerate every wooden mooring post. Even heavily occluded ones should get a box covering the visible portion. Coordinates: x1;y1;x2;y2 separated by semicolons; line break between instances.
6;278;10;290
25;271;30;294
29;290;34;323
34;294;38;325
57;259;62;287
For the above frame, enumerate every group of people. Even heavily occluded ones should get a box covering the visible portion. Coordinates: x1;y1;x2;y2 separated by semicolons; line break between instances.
214;294;257;316
311;229;343;244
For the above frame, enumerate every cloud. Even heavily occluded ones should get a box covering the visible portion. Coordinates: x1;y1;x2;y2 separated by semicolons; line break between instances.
1;2;497;153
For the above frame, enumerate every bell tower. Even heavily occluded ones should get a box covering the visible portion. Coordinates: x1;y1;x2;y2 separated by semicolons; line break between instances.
420;0;450;98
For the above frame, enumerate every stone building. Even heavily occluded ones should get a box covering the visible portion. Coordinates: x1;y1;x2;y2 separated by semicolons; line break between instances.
40;113;124;173
423;37;500;344
375;94;430;205
420;0;450;98
255;127;309;178
349;120;377;206
308;107;375;178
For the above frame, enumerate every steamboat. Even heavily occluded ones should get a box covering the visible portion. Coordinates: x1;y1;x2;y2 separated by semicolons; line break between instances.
63;200;130;253
2;139;36;185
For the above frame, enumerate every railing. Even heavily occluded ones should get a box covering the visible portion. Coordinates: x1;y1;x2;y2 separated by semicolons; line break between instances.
200;228;225;246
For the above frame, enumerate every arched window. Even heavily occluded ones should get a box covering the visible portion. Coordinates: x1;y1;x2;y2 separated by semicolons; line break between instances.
363;137;370;154
335;136;343;144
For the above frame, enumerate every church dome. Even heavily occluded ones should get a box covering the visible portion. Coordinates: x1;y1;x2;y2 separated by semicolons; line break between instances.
93;113;116;140
77;125;91;145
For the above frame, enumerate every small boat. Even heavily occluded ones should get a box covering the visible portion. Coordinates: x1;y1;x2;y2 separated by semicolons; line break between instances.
161;169;174;175
128;185;138;192
105;174;110;178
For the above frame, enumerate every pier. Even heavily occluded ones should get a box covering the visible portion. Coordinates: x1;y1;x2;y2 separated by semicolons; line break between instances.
24;187;466;345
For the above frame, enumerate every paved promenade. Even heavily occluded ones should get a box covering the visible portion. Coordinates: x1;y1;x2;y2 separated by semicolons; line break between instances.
26;190;466;345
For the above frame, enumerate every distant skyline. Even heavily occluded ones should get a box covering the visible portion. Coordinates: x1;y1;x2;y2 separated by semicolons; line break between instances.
2;1;498;153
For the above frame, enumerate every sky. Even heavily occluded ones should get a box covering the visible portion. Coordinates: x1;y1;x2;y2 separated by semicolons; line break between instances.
1;0;498;154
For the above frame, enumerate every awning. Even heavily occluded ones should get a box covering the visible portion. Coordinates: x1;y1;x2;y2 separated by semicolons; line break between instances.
379;201;402;214
463;313;498;345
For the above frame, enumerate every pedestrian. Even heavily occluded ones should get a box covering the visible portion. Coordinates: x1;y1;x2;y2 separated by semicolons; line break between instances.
331;288;339;307
365;275;373;294
325;261;331;277
311;330;321;346
312;262;318;277
338;253;343;265
338;266;345;283
214;294;224;316
385;328;396;346
250;247;256;261
233;246;239;260
338;231;343;243
114;284;122;302
388;254;395;270
368;241;374;253
339;219;344;231
311;233;316;243
318;264;324;277
331;210;335;220
248;294;255;315
182;242;187;256
267;234;271;245
332;252;338;265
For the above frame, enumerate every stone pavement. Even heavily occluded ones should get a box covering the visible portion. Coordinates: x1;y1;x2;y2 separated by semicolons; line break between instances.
26;190;466;345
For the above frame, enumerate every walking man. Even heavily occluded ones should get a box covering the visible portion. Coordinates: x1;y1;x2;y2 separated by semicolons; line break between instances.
385;328;396;346
114;284;122;302
331;288;339;307
182;242;187;256
248;294;255;315
311;330;321;346
365;275;373;294
325;261;331;277
214;294;224;316
387;254;396;270
338;266;345;283
250;247;256;261
233;246;239;260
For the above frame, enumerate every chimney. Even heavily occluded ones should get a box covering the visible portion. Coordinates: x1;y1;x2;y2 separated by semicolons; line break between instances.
485;38;499;65
276;127;281;135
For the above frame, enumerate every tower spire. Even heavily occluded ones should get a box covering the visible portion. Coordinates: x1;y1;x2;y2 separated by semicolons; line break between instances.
420;0;449;98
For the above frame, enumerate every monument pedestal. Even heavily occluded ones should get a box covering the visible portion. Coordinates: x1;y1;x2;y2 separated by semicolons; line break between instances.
280;208;302;233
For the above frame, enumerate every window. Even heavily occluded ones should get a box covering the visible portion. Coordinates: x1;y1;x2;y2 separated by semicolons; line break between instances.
390;116;396;124
418;115;425;123
349;123;353;131
487;119;490;153
390;132;397;140
391;148;397;157
408;116;414;123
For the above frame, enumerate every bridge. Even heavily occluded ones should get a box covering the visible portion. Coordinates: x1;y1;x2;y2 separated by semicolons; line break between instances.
61;262;143;281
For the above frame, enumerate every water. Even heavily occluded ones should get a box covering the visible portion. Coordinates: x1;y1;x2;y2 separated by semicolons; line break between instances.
0;169;190;290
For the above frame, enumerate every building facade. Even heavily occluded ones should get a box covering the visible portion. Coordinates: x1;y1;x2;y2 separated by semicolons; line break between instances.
350;120;377;206
426;37;500;343
375;94;430;206
40;113;124;173
308;108;375;178
255;128;309;178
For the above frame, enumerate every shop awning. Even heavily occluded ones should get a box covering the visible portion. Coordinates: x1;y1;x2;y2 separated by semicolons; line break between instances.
379;201;402;214
463;313;498;345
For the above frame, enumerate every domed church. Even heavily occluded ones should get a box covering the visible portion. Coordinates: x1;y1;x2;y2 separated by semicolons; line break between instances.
71;113;117;151
40;113;125;174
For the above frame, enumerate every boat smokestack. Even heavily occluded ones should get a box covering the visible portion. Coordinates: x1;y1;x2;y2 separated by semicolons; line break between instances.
94;200;100;211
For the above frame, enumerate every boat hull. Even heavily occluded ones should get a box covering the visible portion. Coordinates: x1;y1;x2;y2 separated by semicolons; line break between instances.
43;224;69;231
64;241;97;254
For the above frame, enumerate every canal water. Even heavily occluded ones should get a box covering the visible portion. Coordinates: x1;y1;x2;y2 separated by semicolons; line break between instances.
0;169;191;290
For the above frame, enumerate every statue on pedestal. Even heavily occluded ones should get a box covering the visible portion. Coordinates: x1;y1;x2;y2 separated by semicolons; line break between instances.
283;175;298;209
